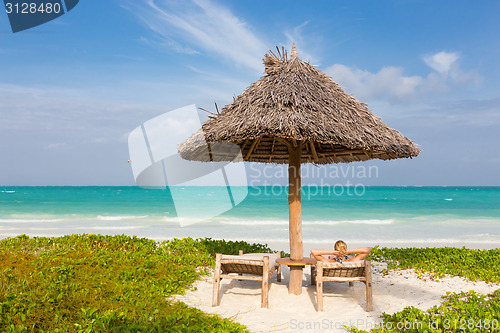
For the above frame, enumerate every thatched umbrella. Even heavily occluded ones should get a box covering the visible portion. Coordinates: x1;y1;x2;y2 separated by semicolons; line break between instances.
179;44;420;295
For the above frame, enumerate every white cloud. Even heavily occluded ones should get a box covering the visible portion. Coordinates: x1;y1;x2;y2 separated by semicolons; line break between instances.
423;51;459;74
45;143;70;150
126;0;267;72
0;83;164;140
283;21;319;63
325;51;482;102
423;51;482;87
327;64;423;101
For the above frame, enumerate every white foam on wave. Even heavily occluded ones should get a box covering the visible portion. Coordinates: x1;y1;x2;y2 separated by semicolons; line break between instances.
97;215;148;221
0;218;64;223
1;190;15;193
219;219;395;226
342;219;395;225
163;216;209;224
235;237;500;246
220;220;288;226
360;238;500;244
445;198;453;201
79;226;144;230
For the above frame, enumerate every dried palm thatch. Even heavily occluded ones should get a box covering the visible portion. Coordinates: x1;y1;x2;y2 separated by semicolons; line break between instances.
178;44;420;164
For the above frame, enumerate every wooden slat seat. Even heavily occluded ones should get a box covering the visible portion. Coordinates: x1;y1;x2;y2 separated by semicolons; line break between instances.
212;251;282;308
311;260;373;311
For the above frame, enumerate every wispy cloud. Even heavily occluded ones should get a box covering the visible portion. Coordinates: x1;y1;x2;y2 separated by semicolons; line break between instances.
325;51;482;102
0;83;163;139
125;0;268;71
423;51;459;74
283;21;320;63
423;51;481;86
45;142;71;150
326;64;423;101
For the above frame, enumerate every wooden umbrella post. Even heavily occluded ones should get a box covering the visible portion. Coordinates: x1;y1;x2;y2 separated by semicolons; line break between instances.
288;141;303;295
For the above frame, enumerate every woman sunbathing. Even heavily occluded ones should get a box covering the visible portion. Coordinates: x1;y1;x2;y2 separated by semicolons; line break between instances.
310;240;371;263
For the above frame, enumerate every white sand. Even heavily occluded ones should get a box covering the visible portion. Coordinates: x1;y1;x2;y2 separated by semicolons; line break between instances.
173;263;499;332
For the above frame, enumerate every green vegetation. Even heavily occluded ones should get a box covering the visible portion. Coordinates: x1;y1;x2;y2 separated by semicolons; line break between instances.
0;234;272;332
3;236;499;333
349;290;500;333
369;246;500;283
350;247;500;333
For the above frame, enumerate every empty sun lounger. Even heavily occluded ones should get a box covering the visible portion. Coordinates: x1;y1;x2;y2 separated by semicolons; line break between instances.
212;251;281;308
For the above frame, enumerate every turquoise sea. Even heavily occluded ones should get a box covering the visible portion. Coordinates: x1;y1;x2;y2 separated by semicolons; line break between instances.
1;186;499;250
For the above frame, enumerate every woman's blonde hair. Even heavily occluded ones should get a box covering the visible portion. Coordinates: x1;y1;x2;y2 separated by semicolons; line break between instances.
334;240;347;256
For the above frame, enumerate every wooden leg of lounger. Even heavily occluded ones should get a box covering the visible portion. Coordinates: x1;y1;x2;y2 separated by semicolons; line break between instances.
365;261;373;312
310;254;316;285
262;256;269;308
237;251;244;279
212;253;222;307
316;263;323;311
277;252;282;282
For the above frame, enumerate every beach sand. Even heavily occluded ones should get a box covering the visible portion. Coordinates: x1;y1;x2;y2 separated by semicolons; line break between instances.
173;262;499;333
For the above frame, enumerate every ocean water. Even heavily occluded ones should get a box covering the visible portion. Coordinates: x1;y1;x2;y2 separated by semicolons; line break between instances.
0;186;499;250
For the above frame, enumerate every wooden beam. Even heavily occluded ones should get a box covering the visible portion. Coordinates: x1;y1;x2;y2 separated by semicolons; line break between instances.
245;137;261;160
207;142;213;162
309;140;319;163
240;138;250;151
276;137;292;149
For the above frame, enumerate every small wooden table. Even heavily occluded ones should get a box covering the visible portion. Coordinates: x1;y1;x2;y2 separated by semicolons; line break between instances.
276;257;317;295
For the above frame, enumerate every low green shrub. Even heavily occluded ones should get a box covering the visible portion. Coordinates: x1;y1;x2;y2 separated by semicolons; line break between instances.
351;246;500;332
349;289;500;333
195;237;274;257
0;234;250;332
369;246;500;283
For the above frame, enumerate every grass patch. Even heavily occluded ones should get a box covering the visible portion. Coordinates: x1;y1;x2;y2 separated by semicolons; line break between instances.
349;290;500;332
0;234;272;332
369;246;500;283
350;246;500;332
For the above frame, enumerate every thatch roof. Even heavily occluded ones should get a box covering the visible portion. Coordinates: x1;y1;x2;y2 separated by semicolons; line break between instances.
178;44;420;164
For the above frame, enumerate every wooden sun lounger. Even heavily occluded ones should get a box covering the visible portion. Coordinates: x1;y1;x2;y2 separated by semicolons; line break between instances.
311;259;373;311
212;250;281;308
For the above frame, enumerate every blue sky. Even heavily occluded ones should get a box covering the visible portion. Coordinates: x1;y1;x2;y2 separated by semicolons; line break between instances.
0;0;499;186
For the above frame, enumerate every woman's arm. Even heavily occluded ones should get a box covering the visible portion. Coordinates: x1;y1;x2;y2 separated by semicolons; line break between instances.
344;247;372;261
310;249;338;262
311;249;338;256
346;247;372;255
